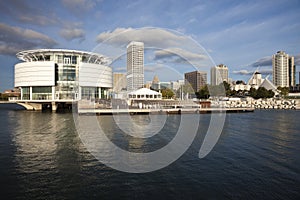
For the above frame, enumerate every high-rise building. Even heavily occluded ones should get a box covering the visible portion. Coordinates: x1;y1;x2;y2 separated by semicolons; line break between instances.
272;51;295;87
289;56;295;87
126;41;144;91
210;64;229;85
184;71;207;93
113;73;127;92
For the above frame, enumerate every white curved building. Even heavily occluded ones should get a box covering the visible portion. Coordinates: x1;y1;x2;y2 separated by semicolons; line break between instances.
15;49;112;110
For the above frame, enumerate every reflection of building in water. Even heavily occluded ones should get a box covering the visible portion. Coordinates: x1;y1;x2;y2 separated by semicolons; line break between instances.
14;113;59;173
14;49;112;111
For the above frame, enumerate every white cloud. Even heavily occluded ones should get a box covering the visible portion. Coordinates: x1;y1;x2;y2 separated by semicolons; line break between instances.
233;69;253;75
60;28;85;41
96;27;188;48
233;68;272;76
0;23;57;55
154;48;207;63
251;56;272;67
95;27;211;68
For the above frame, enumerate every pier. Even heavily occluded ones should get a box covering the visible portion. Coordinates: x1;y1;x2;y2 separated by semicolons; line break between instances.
77;107;255;115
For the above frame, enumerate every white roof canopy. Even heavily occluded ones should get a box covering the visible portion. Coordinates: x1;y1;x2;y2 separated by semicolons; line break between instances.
128;88;162;99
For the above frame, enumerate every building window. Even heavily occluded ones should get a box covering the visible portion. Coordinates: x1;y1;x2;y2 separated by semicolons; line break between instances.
71;56;77;64
32;86;52;100
57;55;63;63
64;56;71;65
22;87;30;100
81;87;99;99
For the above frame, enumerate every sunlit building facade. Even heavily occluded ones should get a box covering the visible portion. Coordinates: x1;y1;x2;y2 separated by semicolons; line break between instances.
211;64;229;86
184;71;207;93
126;41;144;92
14;49;112;109
272;51;295;87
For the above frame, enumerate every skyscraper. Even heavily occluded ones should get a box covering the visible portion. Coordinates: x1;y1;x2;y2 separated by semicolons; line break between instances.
184;71;207;93
289;56;295;87
126;41;144;91
210;64;229;85
272;51;295;87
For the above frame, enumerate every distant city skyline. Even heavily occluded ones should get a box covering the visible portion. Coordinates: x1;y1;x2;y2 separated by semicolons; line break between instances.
0;0;300;92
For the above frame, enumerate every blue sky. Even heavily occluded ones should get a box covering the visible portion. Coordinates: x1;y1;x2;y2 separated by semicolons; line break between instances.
0;0;300;92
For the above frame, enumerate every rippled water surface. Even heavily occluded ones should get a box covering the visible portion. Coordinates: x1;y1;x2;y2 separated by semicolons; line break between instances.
0;104;299;199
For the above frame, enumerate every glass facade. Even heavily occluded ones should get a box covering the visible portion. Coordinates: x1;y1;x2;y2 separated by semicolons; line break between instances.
22;87;30;100
32;86;52;100
16;49;112;102
81;87;99;99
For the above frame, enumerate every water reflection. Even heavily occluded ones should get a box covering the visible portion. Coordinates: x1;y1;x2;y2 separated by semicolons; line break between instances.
13;112;59;173
113;114;167;138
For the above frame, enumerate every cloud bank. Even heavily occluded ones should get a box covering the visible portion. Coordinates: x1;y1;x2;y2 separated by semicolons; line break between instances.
233;69;273;76
60;28;85;41
96;27;188;48
0;23;57;55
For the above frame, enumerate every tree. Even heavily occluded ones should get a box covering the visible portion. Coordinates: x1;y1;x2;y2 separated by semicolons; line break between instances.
249;87;257;98
249;87;274;99
223;81;232;96
161;88;174;99
196;85;210;99
277;86;289;97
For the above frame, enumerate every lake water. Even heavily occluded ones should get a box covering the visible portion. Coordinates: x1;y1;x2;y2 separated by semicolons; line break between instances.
0;104;300;199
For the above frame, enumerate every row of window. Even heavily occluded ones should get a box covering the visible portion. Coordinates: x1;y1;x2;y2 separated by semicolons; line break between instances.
128;94;161;99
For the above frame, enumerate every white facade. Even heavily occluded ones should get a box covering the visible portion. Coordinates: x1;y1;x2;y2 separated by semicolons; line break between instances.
15;49;112;102
15;61;55;87
248;72;263;89
127;88;162;100
126;41;144;91
232;83;251;91
272;51;295;87
211;64;229;86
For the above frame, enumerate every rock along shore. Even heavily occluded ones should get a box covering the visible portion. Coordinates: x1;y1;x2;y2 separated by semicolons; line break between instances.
213;98;300;110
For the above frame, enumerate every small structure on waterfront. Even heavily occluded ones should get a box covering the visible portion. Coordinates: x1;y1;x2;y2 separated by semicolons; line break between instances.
127;88;162;100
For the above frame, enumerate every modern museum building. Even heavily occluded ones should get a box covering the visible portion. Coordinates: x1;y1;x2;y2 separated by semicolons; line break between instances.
14;49;112;110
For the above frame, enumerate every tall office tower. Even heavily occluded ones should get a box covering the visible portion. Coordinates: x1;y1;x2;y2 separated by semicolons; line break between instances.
289;56;295;87
210;64;229;85
272;51;295;87
126;41;144;91
184;71;207;93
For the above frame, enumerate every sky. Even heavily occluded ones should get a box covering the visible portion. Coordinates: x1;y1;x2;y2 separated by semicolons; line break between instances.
0;0;300;92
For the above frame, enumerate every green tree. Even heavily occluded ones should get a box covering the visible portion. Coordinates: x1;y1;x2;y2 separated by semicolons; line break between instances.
222;81;232;96
196;85;210;99
277;86;289;97
161;88;174;99
249;87;257;98
249;87;274;99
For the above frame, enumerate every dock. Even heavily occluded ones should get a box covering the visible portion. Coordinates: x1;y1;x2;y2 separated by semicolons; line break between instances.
77;107;255;115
